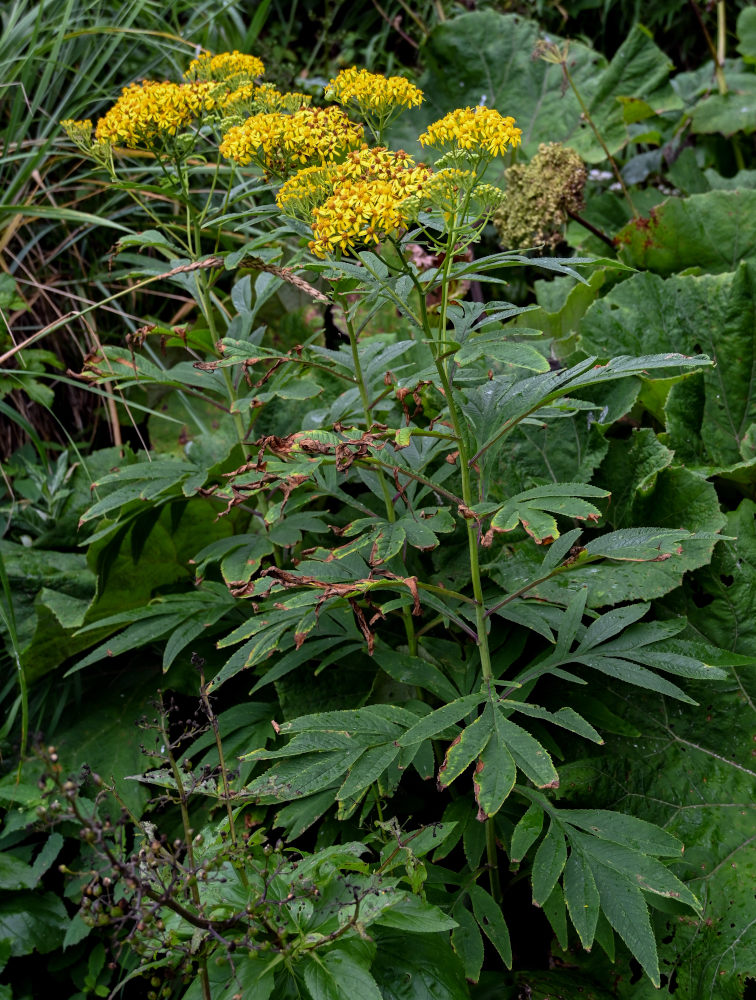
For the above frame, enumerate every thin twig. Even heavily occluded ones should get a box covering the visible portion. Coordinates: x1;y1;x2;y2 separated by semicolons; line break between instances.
566;208;616;248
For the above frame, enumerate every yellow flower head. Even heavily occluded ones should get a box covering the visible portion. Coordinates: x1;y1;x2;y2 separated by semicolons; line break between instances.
219;106;363;176
406;168;473;216
252;84;312;114
60;118;93;147
419;107;522;158
276;165;335;220
304;147;431;257
309;178;405;257
184;50;265;84
219;82;259;113
325;67;423;121
95;80;216;148
219;83;311;121
331;145;419;184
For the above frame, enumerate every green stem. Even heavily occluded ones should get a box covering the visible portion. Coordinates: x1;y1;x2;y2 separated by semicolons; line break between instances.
106;156;192;253
716;1;728;95
359;456;463;507
429;215;499;899
179;162;248;451
561;60;637;218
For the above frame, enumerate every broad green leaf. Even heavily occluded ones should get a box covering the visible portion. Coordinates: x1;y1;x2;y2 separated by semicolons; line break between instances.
577;602;652;652
117;229;181;253
563;849;600;949
473;716;517;818
392;823;460;860
488;414;610;508
559;809;682;857
274;790;335;841
193;534;274;586
532;821;567;906
615;191;756;275
394;12;598;155
541;883;569;950
508;703;604;745
53;670;158;816
0;540;95;681
373;649;460;703
182;950;275;1000
589;860;660;987
737;6;756;62
70;585;233;674
76;509;230;679
572;652;694;703
510;803;544;864
539;528;584;575
494;711;559;789
451;906;484;984
491;484;607;544
250;638;362;695
490;522;723;612
467;354;710;470
469;885;512;969
29;833;63;884
687;498;756;655
372;929;469;1000
594;908;616;964
337;744;400;801
438;704;493;787
557;606;756;998
569;832;700;911
0;853;36;891
304;946;383;1000
279;705;416;737
375;894;457;933
581;264;756;471
463;812;487;871
690;85;756;138
609;645;726;682
0;891;67;956
397;695;483;747
371;521;407;564
244;748;364;802
454;334;550;373
250;730;375;761
520;269;609;344
553;587;589;660
590;430;673;527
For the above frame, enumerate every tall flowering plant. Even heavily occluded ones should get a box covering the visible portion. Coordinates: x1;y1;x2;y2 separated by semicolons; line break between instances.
58;53;727;998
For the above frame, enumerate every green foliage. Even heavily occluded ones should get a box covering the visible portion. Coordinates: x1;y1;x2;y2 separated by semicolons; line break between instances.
4;3;756;999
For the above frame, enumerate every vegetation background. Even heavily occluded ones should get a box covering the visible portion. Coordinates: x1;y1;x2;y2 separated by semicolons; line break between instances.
2;0;756;998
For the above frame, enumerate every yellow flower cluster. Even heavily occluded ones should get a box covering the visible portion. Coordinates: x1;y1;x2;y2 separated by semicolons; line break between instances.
95;80;216;148
325;67;423;116
219;83;312;121
219;106;363;176
419;107;522;157
276;165;335;220
332;145;418;183
309;179;408;257
60;118;93;147
304;147;431;257
404;167;473;218
184;50;265;84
